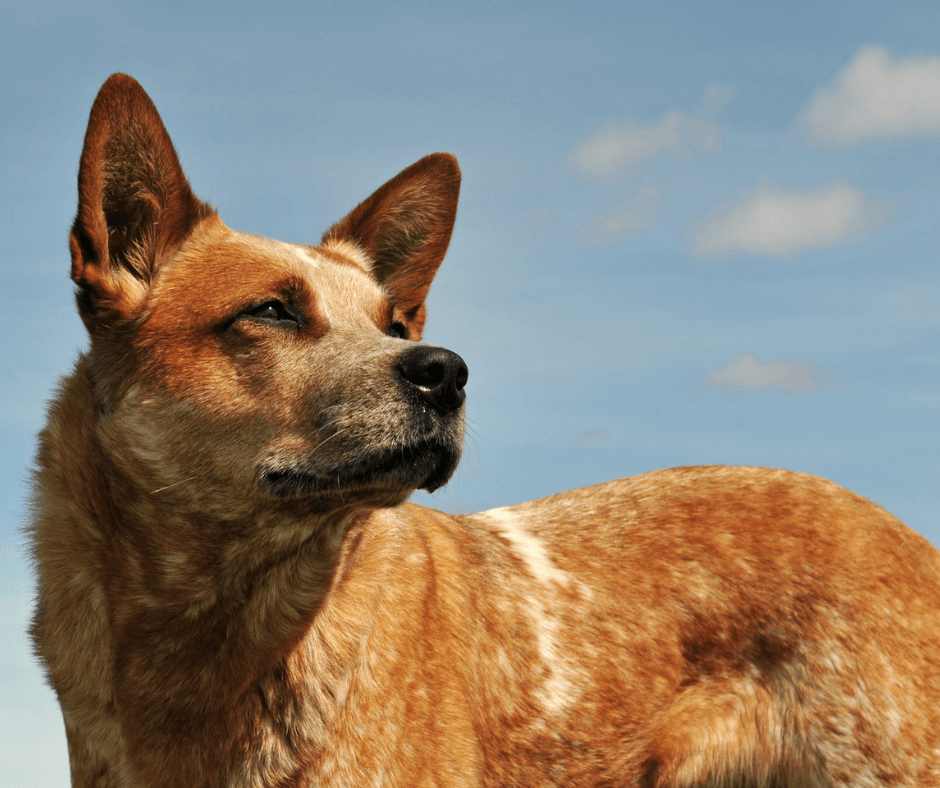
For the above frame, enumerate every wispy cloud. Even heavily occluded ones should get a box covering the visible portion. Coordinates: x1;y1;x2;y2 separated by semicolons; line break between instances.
691;181;896;258
703;83;736;112
798;46;940;146
578;183;664;245
572;85;731;178
706;354;824;394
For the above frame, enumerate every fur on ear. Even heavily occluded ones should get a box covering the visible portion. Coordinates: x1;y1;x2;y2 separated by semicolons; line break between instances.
70;73;213;328
322;153;461;337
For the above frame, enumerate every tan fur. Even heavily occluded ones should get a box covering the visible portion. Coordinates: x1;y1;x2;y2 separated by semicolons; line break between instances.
31;74;940;788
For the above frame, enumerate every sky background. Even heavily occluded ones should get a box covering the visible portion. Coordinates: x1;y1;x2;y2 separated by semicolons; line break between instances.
3;1;940;783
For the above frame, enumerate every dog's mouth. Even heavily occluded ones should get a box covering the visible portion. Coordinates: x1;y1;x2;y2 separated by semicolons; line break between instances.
259;439;460;500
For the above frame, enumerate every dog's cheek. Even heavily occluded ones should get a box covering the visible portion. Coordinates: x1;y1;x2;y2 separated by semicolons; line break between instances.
100;385;272;514
138;321;305;424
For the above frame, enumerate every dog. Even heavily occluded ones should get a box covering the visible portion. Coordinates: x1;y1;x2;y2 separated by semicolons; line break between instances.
30;73;940;788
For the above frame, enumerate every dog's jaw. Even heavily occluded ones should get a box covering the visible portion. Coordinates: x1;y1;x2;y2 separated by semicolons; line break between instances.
259;426;464;502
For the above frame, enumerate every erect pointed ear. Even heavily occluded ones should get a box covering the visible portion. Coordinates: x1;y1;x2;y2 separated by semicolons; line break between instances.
321;153;460;338
69;73;212;329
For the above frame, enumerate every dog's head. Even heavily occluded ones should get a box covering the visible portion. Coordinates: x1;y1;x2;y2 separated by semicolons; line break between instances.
68;74;466;514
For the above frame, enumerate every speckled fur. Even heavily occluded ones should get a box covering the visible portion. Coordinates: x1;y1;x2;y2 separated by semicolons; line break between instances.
31;74;940;788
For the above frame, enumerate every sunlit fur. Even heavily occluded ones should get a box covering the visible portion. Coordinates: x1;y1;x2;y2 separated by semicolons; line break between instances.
31;74;940;788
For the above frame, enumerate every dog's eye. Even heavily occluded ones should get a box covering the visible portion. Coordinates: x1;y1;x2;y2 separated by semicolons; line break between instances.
387;321;409;340
242;300;299;326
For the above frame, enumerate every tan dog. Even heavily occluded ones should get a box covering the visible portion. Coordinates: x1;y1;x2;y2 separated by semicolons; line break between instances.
30;73;940;788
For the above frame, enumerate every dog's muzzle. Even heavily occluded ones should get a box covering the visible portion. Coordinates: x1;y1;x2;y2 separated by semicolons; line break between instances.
260;345;468;500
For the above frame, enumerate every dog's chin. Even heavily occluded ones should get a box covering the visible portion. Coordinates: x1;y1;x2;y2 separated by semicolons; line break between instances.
259;442;461;504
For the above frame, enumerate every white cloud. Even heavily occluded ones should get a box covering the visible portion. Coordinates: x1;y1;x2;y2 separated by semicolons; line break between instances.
573;99;724;178
691;181;894;258
573;114;681;177
799;46;940;146
706;354;823;394
578;183;664;245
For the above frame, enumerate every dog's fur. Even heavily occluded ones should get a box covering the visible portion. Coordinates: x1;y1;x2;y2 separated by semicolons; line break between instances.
30;74;940;788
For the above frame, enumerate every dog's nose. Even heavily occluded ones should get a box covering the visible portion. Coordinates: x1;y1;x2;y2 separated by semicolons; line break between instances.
395;345;468;413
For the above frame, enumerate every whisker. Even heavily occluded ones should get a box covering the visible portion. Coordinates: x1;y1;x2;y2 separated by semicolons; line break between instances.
150;474;204;495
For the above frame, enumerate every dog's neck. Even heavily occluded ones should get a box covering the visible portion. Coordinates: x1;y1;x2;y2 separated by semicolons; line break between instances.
34;360;395;784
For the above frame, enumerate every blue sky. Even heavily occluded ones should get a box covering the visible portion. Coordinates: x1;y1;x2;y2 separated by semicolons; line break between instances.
3;1;940;783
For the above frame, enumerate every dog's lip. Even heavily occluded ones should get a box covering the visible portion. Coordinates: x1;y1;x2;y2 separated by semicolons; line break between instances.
259;440;460;499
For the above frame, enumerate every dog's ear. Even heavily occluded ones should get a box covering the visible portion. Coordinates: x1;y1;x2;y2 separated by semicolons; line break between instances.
322;153;460;338
70;73;212;330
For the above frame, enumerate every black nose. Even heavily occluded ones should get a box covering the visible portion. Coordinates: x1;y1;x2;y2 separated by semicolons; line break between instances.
395;345;468;414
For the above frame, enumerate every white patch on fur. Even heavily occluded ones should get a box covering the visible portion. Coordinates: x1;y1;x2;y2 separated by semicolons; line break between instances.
485;507;571;588
291;246;320;269
485;507;580;716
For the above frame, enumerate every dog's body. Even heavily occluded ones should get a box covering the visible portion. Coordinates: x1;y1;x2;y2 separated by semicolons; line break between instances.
30;74;940;788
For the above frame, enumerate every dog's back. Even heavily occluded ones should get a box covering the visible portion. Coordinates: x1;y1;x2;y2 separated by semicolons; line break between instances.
284;467;940;786
452;468;940;786
30;73;940;788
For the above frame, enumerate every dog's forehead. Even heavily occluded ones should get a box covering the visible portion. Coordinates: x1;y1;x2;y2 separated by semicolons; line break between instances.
177;225;389;327
233;232;326;270
229;231;365;278
264;236;387;323
284;239;388;327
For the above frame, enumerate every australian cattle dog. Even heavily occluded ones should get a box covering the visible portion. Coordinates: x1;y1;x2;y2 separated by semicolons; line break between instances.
30;74;940;787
